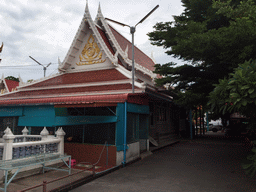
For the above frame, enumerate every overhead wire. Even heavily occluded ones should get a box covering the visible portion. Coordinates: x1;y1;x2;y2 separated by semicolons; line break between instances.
0;63;59;68
0;68;56;71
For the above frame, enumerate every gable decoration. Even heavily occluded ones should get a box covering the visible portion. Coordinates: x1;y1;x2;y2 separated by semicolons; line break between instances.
77;34;106;65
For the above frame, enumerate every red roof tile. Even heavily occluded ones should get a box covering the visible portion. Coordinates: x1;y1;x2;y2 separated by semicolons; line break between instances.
109;25;155;71
0;93;148;106
4;79;19;92
23;69;128;88
97;27;115;55
2;84;133;98
97;27;123;66
0;94;128;105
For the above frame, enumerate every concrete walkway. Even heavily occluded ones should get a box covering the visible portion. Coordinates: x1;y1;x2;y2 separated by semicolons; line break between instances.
0;168;93;192
71;133;256;192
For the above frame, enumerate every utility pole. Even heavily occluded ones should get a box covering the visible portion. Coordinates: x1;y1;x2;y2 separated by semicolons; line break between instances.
105;5;159;93
29;56;51;77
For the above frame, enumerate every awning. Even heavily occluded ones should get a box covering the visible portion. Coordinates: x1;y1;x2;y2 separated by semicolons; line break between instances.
0;93;149;106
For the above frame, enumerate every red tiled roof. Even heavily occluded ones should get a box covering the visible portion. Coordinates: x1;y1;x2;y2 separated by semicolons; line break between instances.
109;25;155;71
4;79;19;92
97;27;123;66
97;27;115;55
2;84;133;98
0;94;129;105
23;69;128;88
0;93;148;106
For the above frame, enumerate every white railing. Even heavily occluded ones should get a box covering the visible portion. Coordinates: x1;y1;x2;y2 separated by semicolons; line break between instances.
0;126;66;161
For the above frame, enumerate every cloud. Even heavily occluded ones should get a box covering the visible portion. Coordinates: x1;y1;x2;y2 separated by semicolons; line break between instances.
0;0;184;81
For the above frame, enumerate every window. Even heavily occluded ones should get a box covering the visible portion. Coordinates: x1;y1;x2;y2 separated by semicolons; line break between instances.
149;102;154;126
62;123;115;145
126;113;149;143
127;113;138;143
0;117;19;135
156;106;167;122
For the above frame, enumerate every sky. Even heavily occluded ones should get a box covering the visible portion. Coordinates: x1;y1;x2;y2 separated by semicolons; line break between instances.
0;0;185;82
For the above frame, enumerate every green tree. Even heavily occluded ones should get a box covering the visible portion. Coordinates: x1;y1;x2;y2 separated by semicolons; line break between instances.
5;76;19;82
209;59;256;177
148;0;256;108
27;79;34;83
209;59;256;120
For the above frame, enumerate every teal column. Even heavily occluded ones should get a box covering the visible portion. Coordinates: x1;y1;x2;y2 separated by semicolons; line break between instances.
123;102;127;166
116;103;125;151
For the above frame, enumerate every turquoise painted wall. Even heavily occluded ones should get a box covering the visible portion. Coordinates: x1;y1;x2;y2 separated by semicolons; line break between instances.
127;103;149;114
18;106;56;127
0;103;149;147
55;116;117;126
55;108;68;116
17;105;117;127
0;107;23;116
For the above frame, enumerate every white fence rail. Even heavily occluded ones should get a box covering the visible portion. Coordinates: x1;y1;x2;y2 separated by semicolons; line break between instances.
0;127;65;161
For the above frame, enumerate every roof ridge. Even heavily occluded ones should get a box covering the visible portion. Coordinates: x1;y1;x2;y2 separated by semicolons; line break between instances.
58;3;120;73
109;25;153;61
108;25;155;64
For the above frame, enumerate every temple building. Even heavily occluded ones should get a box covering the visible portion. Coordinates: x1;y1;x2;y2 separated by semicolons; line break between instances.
0;3;181;166
0;76;19;95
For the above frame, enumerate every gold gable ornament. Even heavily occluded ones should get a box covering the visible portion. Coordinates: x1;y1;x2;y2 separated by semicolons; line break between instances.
1;89;6;94
76;34;106;65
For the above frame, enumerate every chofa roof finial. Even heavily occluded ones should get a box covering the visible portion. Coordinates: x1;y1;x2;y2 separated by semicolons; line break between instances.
0;42;3;53
85;0;89;12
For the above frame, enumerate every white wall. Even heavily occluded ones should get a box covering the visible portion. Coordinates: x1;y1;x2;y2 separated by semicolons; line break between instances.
116;142;140;166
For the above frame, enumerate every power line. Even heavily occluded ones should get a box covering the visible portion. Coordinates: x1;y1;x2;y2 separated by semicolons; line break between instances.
0;63;59;68
0;68;56;71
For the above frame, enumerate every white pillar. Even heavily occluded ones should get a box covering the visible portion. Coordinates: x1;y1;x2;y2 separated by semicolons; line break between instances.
3;127;15;160
22;126;29;142
56;127;66;155
22;127;29;135
40;127;49;141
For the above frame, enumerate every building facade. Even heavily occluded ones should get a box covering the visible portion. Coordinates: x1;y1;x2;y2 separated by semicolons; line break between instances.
0;3;180;166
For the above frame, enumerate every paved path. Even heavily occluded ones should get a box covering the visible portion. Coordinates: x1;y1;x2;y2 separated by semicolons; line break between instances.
3;169;92;192
71;134;256;192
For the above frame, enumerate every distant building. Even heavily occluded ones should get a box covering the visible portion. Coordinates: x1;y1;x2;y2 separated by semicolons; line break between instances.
0;76;19;94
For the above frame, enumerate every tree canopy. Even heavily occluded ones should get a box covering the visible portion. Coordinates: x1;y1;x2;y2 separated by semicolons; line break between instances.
148;0;256;108
209;59;256;120
149;0;256;176
208;59;256;177
5;76;19;82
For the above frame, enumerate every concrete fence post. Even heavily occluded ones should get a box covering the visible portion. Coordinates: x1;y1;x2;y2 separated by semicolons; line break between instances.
3;127;15;160
22;126;29;142
40;127;49;141
56;127;66;155
40;127;49;153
